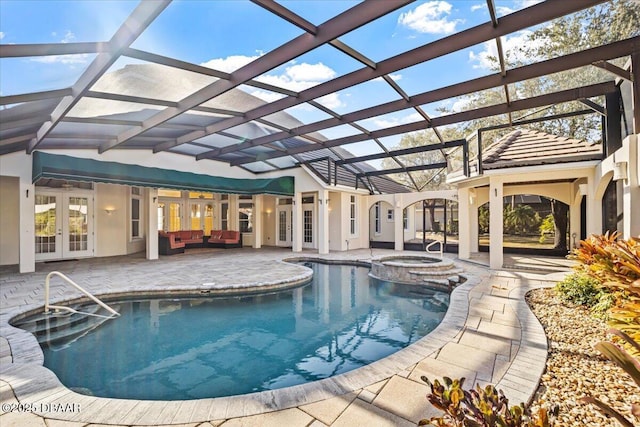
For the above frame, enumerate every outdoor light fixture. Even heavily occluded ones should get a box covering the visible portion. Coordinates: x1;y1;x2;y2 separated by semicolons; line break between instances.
613;161;628;181
105;208;115;215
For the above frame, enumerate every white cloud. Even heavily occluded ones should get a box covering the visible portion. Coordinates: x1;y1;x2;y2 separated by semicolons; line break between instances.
518;0;543;8
468;30;544;69
496;6;515;15
200;54;261;73
285;62;335;82
247;90;285;103
61;30;75;43
470;4;484;12
398;1;463;35
29;30;90;66
451;98;471;113
0;32;5;40
370;112;423;129
316;93;344;110
201;55;343;107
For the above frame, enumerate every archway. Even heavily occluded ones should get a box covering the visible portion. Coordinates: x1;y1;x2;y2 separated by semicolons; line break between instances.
478;194;570;256
401;198;458;252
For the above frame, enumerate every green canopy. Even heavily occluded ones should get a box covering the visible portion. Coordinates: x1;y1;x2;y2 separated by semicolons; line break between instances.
32;152;294;196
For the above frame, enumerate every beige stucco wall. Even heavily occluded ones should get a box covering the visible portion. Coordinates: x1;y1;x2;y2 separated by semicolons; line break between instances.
262;195;277;246
95;183;129;257
0;176;20;265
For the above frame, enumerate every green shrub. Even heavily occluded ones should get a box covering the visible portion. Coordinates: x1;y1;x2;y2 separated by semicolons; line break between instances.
555;272;606;307
538;214;555;244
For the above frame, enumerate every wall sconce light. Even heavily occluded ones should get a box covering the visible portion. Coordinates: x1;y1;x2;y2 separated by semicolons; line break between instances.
578;183;588;196
153;197;157;203
469;193;476;205
105;208;115;215
613;161;628;181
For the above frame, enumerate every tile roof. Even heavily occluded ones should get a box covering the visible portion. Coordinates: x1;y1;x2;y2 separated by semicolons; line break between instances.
482;129;603;170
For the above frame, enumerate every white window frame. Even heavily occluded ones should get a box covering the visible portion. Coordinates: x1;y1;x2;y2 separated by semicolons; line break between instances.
238;196;254;234
374;202;381;235
403;208;409;230
386;208;394;222
130;187;143;240
349;195;358;237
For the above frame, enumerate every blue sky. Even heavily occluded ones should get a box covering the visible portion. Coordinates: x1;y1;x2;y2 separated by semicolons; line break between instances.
0;0;544;156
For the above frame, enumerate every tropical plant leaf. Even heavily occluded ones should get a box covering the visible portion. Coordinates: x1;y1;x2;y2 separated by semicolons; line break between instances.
595;341;640;387
580;396;635;427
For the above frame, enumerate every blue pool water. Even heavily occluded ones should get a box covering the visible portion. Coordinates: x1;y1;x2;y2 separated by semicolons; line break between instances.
40;262;449;400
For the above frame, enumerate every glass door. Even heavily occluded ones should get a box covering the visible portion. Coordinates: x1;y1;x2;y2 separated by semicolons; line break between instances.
277;206;292;247
35;191;93;260
302;195;315;249
189;201;214;235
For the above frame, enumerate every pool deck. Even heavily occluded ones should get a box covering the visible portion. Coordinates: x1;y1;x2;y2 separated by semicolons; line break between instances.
0;248;572;426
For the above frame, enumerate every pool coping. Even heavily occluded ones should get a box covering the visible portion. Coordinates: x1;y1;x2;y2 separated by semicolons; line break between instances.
0;252;552;425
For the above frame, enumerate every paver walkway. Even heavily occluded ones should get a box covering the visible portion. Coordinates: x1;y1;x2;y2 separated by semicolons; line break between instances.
0;248;566;426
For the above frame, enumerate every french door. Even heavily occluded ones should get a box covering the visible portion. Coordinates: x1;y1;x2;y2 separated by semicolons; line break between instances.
35;191;94;261
276;206;292;247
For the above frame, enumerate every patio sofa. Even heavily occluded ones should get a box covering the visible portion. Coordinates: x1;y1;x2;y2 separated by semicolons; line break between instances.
172;230;204;247
158;230;205;255
158;231;185;255
208;230;242;248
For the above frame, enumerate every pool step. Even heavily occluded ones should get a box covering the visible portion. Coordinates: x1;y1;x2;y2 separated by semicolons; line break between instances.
12;305;118;349
38;314;112;350
408;268;463;278
15;305;101;334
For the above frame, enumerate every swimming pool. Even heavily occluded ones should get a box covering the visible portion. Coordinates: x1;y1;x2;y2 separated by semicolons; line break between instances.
21;262;449;400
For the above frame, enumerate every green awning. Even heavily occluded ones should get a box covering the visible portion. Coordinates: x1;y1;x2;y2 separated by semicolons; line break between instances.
32;152;294;196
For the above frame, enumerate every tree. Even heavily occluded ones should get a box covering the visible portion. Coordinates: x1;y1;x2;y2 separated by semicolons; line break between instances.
550;199;569;251
504;204;540;236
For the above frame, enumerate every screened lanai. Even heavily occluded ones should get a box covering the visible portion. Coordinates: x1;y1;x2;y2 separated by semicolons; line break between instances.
2;0;638;187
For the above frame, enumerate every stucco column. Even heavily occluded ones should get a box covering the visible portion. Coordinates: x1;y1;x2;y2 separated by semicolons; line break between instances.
394;196;403;251
489;178;504;269
586;173;601;236
470;202;479;253
253;195;263;249
292;192;302;252
622;135;640;239
19;179;36;273
146;188;158;260
458;187;471;259
569;192;582;250
318;190;329;254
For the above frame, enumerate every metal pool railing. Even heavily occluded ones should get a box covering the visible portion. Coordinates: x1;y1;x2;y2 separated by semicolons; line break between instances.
44;271;120;318
425;240;443;259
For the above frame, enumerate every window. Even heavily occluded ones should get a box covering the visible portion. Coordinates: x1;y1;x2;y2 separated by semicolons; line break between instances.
239;202;253;233
374;202;381;234
349;195;357;236
387;209;394;221
221;202;229;230
131;187;142;239
304;210;313;243
403;209;408;230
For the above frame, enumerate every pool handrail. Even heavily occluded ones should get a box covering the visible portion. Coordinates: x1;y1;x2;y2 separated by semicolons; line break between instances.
44;271;120;318
425;240;443;259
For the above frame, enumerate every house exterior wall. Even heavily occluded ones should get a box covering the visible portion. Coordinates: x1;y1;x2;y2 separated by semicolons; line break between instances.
0;176;20;265
262;195;277;246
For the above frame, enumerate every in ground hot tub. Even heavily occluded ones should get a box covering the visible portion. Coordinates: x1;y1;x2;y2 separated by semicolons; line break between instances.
370;255;464;288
